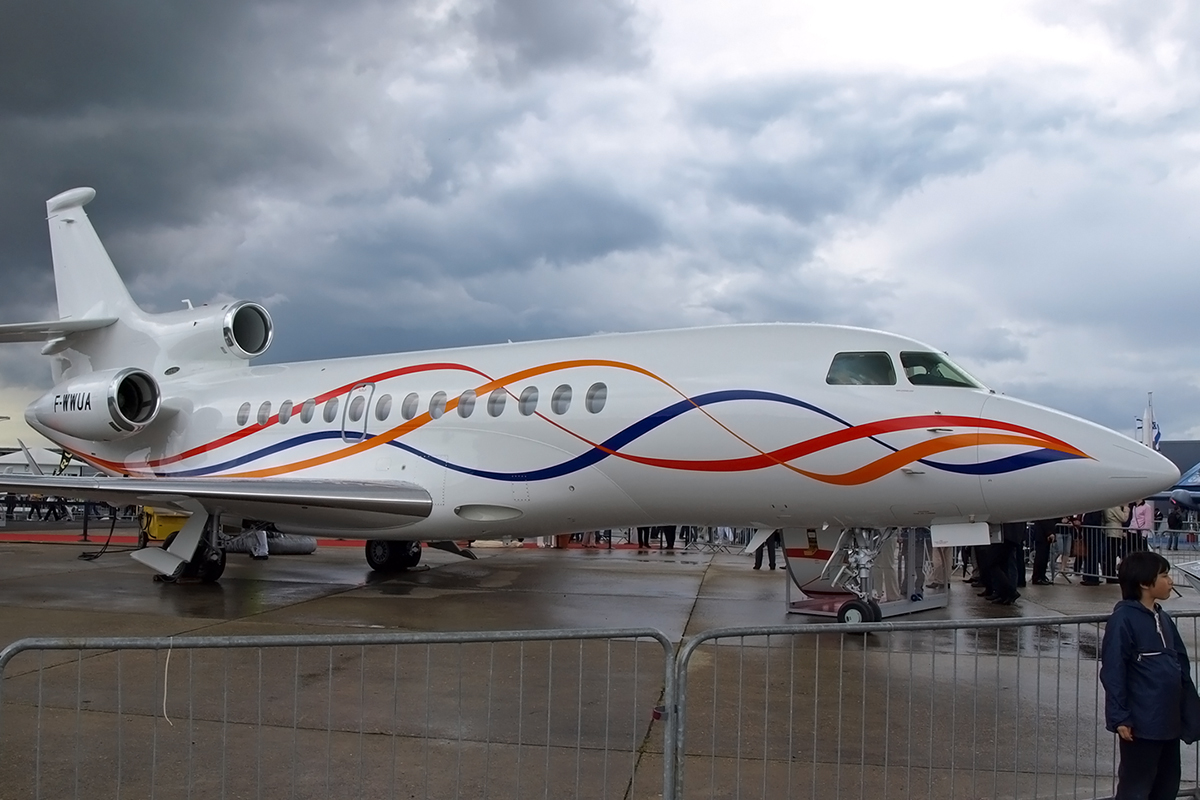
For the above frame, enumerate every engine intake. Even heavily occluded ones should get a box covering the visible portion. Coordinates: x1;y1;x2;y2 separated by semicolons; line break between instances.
29;367;161;441
223;301;273;359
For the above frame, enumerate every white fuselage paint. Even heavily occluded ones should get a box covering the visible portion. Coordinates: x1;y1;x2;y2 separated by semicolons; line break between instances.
27;323;1180;541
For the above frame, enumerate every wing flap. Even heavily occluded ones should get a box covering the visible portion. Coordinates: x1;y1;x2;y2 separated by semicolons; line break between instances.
0;475;432;531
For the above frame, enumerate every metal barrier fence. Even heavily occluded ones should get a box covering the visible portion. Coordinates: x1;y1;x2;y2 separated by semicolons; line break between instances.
0;628;675;800
5;614;1200;800
1011;525;1200;586
674;612;1200;800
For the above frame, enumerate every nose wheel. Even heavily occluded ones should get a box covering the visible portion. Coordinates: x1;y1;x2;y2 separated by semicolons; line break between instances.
836;598;883;624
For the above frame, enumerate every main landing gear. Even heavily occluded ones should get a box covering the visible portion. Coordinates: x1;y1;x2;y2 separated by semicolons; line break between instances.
365;540;422;572
159;530;227;583
136;512;227;583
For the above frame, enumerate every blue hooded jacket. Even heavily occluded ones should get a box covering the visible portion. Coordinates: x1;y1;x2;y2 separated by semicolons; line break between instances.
1101;599;1195;741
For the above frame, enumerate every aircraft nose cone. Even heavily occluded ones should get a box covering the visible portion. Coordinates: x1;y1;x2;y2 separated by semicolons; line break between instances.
979;395;1180;520
1101;439;1179;495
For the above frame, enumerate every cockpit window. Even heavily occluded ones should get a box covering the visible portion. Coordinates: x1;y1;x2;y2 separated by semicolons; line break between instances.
900;352;982;388
826;352;897;385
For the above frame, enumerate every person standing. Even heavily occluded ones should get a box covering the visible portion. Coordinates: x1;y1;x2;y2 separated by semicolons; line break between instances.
1167;505;1184;552
1130;500;1153;553
1104;504;1132;584
753;529;780;570
660;525;677;550
985;523;1023;604
1081;509;1105;583
636;526;651;549
1031;518;1058;585
1100;551;1200;800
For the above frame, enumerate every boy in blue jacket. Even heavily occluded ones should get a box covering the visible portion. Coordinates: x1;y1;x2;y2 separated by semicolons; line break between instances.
1101;551;1197;800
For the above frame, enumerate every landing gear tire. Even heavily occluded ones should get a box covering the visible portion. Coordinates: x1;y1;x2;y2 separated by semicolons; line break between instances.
365;540;422;572
196;547;227;583
867;599;882;623
159;531;226;583
837;598;875;624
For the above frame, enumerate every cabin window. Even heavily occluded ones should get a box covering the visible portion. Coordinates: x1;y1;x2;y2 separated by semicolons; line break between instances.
551;384;572;415
323;397;339;423
278;400;293;424
825;352;897;386
300;399;315;423
348;395;366;422
429;391;447;419
401;393;419;420
487;388;507;417
585;382;607;413
257;401;272;425
458;390;476;418
375;394;392;421
518;386;539;416
236;402;251;426
900;352;982;388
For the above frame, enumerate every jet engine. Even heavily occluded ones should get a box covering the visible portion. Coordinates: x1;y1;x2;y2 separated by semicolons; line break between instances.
29;367;161;441
150;300;274;368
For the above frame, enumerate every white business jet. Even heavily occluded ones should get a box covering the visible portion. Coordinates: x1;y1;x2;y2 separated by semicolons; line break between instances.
0;188;1180;584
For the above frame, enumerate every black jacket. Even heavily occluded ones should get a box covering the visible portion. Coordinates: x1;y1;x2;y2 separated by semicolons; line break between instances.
1101;600;1195;740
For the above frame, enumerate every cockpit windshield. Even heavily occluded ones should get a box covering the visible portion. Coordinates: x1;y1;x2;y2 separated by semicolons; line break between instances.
825;352;897;385
899;352;983;389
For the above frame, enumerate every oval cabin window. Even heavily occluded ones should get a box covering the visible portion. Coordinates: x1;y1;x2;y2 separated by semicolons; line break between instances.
518;386;539;416
429;391;447;420
458;390;476;418
585;383;607;414
487;388;507;417
375;394;392;421
348;395;366;422
401;393;419;420
551;384;572;415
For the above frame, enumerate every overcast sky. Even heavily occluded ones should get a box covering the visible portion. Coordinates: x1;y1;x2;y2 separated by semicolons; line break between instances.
2;0;1199;447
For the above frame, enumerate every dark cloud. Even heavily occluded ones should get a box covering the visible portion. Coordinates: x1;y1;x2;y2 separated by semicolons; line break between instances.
3;0;1200;446
0;0;652;321
471;0;647;79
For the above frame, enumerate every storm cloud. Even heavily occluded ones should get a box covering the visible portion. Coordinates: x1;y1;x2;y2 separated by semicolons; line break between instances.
3;0;1200;445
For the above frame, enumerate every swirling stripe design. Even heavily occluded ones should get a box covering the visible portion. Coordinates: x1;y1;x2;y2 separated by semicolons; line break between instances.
78;360;1087;483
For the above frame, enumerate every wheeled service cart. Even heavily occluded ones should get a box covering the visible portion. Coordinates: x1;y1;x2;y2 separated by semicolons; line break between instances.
779;527;950;622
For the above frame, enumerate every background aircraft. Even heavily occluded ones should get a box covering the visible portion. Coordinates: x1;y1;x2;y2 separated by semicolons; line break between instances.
0;188;1180;582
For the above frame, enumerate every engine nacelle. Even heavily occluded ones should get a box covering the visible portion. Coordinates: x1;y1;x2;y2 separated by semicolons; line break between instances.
150;300;274;369
29;368;161;441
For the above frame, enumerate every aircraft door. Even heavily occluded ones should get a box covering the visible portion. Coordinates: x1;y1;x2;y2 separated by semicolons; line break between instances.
342;383;376;444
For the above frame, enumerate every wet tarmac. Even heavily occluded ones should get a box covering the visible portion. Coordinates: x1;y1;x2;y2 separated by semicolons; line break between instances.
3;535;1195;648
3;533;1200;798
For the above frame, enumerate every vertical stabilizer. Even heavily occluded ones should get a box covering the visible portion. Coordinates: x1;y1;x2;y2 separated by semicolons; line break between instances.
45;188;139;320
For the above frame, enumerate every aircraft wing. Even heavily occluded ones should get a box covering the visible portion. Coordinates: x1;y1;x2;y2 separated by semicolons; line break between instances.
0;474;432;531
0;318;118;343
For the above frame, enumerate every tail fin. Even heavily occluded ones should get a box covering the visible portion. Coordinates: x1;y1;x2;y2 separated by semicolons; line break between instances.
46;188;139;320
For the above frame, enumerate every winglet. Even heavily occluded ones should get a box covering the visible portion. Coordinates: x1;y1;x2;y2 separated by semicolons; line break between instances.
16;439;45;476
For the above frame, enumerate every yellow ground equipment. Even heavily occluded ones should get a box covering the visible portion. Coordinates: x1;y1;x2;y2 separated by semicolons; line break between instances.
138;507;189;546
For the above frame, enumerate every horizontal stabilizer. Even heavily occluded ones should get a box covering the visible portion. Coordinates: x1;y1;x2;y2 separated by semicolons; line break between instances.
0;317;117;344
0;475;433;532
